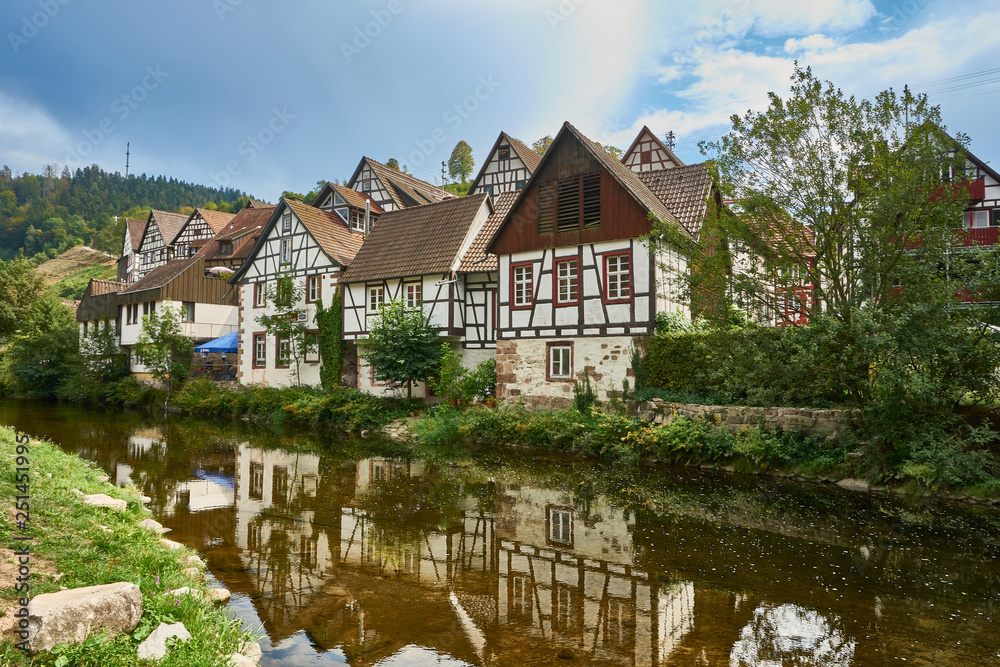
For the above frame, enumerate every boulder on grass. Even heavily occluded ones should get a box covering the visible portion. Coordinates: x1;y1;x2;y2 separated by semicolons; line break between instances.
82;494;127;512
137;621;191;660
27;582;142;653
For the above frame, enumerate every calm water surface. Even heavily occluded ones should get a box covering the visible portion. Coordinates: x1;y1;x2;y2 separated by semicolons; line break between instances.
2;398;999;666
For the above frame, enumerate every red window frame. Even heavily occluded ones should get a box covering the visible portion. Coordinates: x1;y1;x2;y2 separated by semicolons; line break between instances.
405;281;422;308
546;342;573;382
510;262;534;310
252;332;266;368
603;250;633;304
553;256;579;307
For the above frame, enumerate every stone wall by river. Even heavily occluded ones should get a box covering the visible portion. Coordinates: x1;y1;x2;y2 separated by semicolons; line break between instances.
639;400;859;440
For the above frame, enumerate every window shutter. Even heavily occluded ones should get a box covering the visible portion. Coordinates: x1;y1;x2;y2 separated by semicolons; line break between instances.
538;183;554;234
582;173;601;229
556;178;580;232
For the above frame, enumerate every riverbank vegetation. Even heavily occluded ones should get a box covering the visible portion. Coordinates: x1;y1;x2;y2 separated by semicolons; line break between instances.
0;427;252;666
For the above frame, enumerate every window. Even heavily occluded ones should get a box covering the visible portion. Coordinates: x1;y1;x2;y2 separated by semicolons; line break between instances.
548;506;573;545
280;238;291;264
253;333;266;368
516;179;525;190
181;302;195;322
368;285;385;313
272;466;288;504
538;173;601;234
350;210;365;232
547;343;572;381
219;241;233;255
305;331;320;363
275;334;290;368
281;213;292;233
992;209;1000;227
605;252;631;302
253;283;266;308
361;180;371;192
555;258;578;305
484;185;494;196
406;282;422;308
248;462;264;500
498;146;510;160
511;263;533;308
300;536;318;569
306;275;321;303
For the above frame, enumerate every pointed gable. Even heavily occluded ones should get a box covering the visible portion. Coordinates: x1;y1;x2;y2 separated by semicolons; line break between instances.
487;122;686;256
622;126;685;173
348;157;445;211
468;132;543;197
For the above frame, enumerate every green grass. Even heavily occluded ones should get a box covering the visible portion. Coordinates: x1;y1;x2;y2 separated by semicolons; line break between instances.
0;427;255;666
52;263;118;300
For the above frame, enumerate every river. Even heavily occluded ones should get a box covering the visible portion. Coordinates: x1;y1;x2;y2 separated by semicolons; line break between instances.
2;398;999;666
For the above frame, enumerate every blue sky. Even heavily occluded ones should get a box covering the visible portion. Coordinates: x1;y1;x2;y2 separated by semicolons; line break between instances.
0;0;997;202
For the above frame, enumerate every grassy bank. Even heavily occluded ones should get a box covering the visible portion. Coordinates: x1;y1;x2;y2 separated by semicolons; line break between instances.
0;427;252;666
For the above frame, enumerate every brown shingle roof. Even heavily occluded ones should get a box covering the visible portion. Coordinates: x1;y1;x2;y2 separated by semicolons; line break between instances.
506;134;543;173
342;193;490;284
363;158;446;209
150;210;190;246
195;206;275;262
126;218;147;253
247;199;271;208
327;183;385;213
194;208;236;233
89;279;127;296
123;258;199;293
638;163;713;235
284;199;364;267
458;190;518;272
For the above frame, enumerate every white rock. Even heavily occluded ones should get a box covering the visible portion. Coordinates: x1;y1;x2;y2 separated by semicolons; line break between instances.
166;586;203;599
70;489;83;496
160;538;184;551
82;493;127;512
137;621;191;661
227;654;256;667
138;518;167;534
182;567;201;580
183;555;206;568
27;582;142;653
208;588;231;604
97;474;109;482
837;478;871;492
97;525;113;534
239;640;263;664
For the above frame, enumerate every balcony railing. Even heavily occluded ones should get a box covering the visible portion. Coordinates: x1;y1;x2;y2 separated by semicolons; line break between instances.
958;226;999;248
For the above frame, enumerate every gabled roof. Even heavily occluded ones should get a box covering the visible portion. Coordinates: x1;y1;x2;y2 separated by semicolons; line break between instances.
284;199;365;267
149;209;190;246
638;163;714;235
89;279;128;296
486;122;687;254
126;218;147;253
458;191;518;272
247;199;271;209
193;208;236;234
195;205;275;262
622;125;685;169
313;182;385;213
123;257;200;293
467;132;543;195
342;193;491;284
960;143;1000;185
350;157;446;209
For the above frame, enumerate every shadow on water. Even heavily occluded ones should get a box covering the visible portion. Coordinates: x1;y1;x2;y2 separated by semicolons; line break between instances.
3;397;1000;666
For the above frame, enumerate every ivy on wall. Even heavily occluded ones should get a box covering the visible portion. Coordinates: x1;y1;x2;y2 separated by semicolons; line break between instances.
315;290;343;391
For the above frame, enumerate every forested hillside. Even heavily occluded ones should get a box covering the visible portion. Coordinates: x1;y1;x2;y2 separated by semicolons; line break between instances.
0;164;249;261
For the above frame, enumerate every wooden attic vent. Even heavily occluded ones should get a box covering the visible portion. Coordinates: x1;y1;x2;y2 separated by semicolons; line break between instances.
537;173;601;234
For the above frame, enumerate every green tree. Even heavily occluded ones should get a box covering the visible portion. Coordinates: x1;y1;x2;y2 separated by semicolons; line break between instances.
532;136;553;155
255;273;315;386
651;66;1000;481
0;292;78;398
386;158;400;171
135;301;195;404
0;256;45;340
362;298;442;400
58;317;129;403
448;141;475;183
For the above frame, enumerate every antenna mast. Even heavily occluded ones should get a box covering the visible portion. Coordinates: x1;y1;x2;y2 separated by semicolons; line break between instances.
125;142;131;178
665;131;676;152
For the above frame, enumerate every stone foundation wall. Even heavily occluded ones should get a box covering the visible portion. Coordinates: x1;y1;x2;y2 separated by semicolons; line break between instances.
640;400;858;440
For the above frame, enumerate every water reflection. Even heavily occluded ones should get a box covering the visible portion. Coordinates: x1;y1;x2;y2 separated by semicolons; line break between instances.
2;399;999;666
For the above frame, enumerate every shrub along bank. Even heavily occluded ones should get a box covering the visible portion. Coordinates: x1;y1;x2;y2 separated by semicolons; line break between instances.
0;427;253;666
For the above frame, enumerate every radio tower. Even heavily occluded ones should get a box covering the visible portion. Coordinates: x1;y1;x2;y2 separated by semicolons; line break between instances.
665;131;676;151
125;142;131;178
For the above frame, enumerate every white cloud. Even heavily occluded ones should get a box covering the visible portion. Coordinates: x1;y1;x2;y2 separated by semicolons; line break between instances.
784;34;839;54
0;92;74;173
751;0;876;35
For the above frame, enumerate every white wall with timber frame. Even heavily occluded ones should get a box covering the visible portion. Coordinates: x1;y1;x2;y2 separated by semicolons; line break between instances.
349;161;400;212
173;212;219;259
136;217;167;279
622;127;683;174
470;139;533;197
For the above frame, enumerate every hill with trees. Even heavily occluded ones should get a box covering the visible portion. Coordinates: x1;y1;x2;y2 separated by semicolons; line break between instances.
0;164;249;262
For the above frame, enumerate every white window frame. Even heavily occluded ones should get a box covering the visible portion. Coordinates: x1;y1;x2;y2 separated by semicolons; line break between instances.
555;258;578;305
281;213;292;233
280;238;291;265
512;263;533;308
307;275;321;303
253;333;266;367
548;507;573;545
548;343;572;380
368;285;385;313
605;253;631;301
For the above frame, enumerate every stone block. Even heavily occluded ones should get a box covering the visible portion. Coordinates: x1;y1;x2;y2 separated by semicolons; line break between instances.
137;621;191;661
208;588;231;604
82;494;127;512
27;582;142;653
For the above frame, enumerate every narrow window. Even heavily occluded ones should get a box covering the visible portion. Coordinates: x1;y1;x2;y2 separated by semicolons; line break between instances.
254;283;266;307
556;178;580;232
306;275;321;303
253;333;266;368
406;282;422;308
512;263;533;308
275;334;290;368
498;146;511;160
538;183;554;234
368;286;384;313
305;331;320;363
582;173;601;229
281;213;292;233
555;258;578;305
182;302;195;322
280;238;291;264
605;253;631;302
548;507;573;545
992;209;1000;227
547;343;572;380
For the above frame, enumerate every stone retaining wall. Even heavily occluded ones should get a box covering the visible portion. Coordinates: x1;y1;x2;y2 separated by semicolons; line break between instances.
639;400;859;440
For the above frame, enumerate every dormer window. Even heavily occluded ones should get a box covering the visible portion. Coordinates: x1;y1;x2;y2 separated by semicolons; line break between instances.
219;241;233;255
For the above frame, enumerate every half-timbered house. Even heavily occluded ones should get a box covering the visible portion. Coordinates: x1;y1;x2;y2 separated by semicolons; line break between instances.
116;217;147;284
347;157;446;213
193;202;276;274
953;143;1000;249
311;181;383;233
340;193;495;397
486;122;715;406
468;132;542;198
134;209;191;280
621;125;685;173
172;208;235;259
229;198;364;387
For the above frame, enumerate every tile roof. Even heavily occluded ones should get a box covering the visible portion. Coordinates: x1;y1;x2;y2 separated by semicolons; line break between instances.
284;199;365;267
194;208;236;233
123;258;199;293
126;218;147;253
637;163;714;235
458;190;518;272
247;199;271;208
89;279;128;296
622;125;685;169
324;182;385;213
506;134;543;172
194;205;275;262
342;193;490;284
150;210;190;246
362;158;447;209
